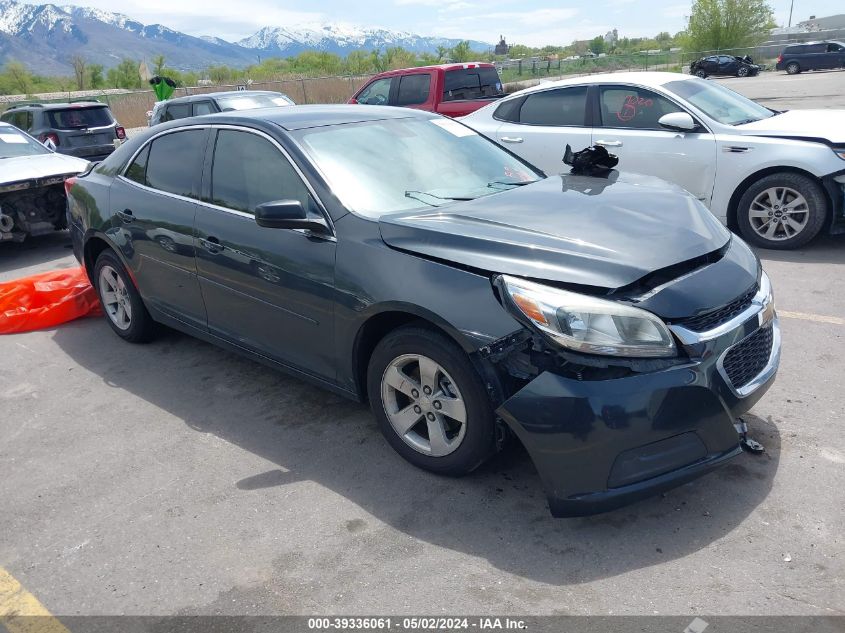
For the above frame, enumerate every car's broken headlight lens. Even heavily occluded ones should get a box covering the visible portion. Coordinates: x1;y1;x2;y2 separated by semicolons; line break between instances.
499;275;677;358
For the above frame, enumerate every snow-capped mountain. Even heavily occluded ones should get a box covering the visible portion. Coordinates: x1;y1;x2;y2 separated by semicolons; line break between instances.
239;24;488;57
0;0;489;74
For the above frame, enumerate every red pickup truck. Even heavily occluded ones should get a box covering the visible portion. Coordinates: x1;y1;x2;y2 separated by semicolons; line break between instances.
348;63;505;117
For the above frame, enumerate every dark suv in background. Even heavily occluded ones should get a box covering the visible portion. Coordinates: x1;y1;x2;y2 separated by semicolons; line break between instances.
147;91;295;126
0;101;125;161
776;41;845;74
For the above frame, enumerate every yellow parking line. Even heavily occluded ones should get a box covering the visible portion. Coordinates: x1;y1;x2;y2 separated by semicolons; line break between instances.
779;310;845;326
0;567;69;633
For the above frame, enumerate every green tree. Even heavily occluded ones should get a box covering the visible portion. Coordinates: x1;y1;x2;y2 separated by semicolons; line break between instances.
435;45;449;61
3;61;33;94
152;54;166;76
685;0;774;52
106;58;142;89
88;64;104;88
449;40;473;62
589;36;606;55
70;55;87;90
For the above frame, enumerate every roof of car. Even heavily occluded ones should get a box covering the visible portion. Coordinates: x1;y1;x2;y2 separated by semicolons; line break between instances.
508;71;694;96
165;90;287;103
6;101;108;110
373;62;496;76
207;104;434;130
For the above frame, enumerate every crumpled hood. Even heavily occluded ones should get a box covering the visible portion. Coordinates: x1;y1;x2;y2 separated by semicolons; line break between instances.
379;172;731;289
736;110;845;144
0;153;89;186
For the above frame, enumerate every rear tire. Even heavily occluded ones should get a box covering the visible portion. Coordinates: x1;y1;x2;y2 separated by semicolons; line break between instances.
786;62;800;75
736;172;827;250
93;249;156;343
367;325;496;477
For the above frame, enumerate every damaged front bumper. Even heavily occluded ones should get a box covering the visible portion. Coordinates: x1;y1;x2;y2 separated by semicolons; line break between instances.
495;285;780;517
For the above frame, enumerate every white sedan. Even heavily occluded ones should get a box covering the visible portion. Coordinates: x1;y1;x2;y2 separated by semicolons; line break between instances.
0;121;90;242
461;72;845;249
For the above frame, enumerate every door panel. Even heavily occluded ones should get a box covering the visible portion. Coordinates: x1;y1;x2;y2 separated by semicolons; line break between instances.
194;129;337;380
111;129;208;328
495;86;592;175
596;85;717;203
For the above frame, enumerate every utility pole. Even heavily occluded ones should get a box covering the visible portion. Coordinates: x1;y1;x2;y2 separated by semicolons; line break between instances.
788;0;794;27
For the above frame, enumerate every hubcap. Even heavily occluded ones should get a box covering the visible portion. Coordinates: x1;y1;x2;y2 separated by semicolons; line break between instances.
380;354;467;457
98;265;132;331
749;186;810;242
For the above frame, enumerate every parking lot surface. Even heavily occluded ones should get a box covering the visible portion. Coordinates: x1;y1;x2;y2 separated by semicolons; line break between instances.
1;73;844;618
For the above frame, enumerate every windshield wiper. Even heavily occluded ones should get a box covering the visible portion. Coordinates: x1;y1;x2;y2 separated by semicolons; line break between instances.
732;118;762;126
404;190;476;206
487;179;538;189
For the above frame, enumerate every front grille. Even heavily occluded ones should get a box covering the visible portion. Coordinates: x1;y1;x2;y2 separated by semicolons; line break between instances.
678;285;757;332
722;326;773;389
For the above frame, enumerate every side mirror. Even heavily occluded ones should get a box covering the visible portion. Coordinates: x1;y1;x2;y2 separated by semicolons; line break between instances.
658;112;698;132
255;200;329;234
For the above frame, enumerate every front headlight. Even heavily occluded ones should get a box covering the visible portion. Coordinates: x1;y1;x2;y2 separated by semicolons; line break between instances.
498;275;677;358
833;147;845;161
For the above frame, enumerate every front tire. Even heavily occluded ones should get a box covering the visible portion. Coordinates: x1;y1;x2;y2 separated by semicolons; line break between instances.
367;325;496;476
736;172;828;250
94;250;156;343
695;69;707;78
786;62;800;75
737;66;749;77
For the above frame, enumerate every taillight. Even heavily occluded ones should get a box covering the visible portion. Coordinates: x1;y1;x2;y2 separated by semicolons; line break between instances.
115;126;126;140
777;54;783;63
39;132;60;147
64;176;77;197
348;98;359;104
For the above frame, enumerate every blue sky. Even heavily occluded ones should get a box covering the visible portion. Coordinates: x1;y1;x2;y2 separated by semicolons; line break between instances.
50;0;845;46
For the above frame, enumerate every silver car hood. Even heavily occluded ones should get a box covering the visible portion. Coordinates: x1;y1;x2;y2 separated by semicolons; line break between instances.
0;153;90;186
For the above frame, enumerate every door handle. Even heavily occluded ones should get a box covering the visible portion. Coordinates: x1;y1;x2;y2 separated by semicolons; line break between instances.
200;236;224;253
500;136;523;143
596;140;623;147
116;208;134;223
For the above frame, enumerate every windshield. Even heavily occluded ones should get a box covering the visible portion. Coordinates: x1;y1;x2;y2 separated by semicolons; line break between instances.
664;78;774;125
47;106;114;129
217;93;294;111
0;127;50;159
292;117;542;218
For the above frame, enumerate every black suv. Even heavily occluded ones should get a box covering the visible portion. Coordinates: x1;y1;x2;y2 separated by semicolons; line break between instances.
0;101;126;161
776;41;845;74
690;54;761;78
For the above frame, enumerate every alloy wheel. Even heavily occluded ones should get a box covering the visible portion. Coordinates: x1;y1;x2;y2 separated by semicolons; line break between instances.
98;264;132;330
380;353;467;457
748;186;810;242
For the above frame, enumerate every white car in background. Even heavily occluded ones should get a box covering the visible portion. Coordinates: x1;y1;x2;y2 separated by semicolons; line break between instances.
462;72;845;249
0;121;89;242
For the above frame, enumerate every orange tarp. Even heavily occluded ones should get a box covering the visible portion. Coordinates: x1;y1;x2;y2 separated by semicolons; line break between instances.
0;266;102;334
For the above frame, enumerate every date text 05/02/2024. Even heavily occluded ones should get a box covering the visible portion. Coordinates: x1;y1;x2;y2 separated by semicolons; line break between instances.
307;617;528;630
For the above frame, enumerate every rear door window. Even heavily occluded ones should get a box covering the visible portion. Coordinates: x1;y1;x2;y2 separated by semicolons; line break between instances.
517;86;588;126
357;78;393;105
140;130;205;198
396;74;431;106
46;106;113;129
193;101;214;116
442;67;504;101
599;86;683;130
162;103;191;122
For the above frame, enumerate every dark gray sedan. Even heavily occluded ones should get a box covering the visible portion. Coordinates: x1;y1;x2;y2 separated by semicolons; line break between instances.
67;106;780;516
